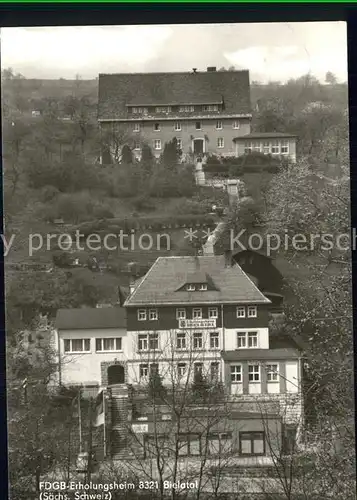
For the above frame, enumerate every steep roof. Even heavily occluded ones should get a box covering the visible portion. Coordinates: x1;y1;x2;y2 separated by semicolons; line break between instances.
55;307;126;330
124;255;270;306
234;132;297;140
98;70;251;120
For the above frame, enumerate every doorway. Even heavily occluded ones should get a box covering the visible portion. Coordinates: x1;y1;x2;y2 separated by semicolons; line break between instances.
193;139;204;156
107;364;125;385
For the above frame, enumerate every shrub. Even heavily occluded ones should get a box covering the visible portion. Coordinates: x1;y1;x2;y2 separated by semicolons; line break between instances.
132;195;156;212
39;185;60;203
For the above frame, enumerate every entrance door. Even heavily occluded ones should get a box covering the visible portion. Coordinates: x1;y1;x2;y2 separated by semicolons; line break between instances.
193;139;204;155
107;365;125;385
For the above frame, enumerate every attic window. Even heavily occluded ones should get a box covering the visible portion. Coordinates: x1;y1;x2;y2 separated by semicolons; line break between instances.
199;284;208;291
187;284;195;291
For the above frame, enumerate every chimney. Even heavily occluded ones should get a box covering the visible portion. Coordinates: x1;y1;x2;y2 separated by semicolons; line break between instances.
192;68;197;73
207;66;217;72
224;249;232;267
129;277;136;296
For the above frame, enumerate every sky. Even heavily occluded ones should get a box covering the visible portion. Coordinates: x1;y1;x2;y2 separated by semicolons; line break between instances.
1;22;348;83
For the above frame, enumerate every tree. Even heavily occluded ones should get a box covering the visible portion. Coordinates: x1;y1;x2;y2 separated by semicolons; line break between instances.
325;71;338;85
161;137;181;169
121;144;133;164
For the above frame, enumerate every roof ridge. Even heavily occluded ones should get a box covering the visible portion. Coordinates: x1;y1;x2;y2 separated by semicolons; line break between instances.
124;257;162;305
99;70;249;76
233;263;271;304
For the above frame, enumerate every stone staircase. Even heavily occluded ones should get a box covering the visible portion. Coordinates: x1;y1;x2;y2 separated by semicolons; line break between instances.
108;384;135;460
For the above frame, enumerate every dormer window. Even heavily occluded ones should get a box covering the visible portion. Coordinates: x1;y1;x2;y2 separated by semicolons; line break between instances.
187;284;195;291
199;284;208;291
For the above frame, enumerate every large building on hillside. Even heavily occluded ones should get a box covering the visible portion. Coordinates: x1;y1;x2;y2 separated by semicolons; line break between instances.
54;256;303;462
97;68;297;163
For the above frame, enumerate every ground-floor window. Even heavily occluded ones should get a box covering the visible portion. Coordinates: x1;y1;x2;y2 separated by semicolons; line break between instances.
207;432;233;456
178;433;201;457
144;435;170;458
239;432;265;456
283;425;297;454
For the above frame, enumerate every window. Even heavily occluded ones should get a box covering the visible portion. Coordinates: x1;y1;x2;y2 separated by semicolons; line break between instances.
140;364;149;379
149;334;159;350
154;123;160;131
240;432;265;456
208;433;232;456
138;333;159;351
217;138;224;148
133;123;140;132
252;142;261;152
177;363;187;378
216;120;223;130
176;138;182;150
237;332;258;348
137;309;147;321
176;308;186;320
195;121;201;130
149;309;158;321
174;122;181;131
208;307;218;319
134;141;140;150
230;365;242;383
263;141;270;154
145;435;170;458
179;105;194;112
248;332;258;348
138;334;148;351
271;141;280;154
96;338;122;352
186;284;195;291
155;106;171;113
266;364;279;382
237;332;247;348
203;104;218;111
281;140;289;154
199;284;207;291
176;332;186;350
210;362;219;380
248;364;260;382
150;363;159;375
210;331;219;349
194;363;203;376
193;308;202;319
154;139;162;150
248;306;257;318
178;434;201;456
193;332;203;349
236;306;246;318
64;339;90;353
233;120;240;129
244;142;252;154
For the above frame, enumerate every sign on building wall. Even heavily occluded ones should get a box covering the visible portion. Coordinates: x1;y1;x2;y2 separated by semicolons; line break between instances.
132;424;149;434
178;319;216;329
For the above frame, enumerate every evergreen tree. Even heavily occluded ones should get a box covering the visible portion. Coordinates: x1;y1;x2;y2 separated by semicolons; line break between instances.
121;144;133;164
148;369;167;403
161;137;181;169
191;370;210;403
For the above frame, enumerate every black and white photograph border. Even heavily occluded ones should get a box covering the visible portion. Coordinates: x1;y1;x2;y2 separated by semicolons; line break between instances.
2;21;354;500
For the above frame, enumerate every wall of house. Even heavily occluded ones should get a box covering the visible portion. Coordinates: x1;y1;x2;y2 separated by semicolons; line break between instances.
129;414;282;460
235;137;296;162
101;117;251;159
224;328;269;350
58;328;128;385
126;304;270;331
224;360;300;397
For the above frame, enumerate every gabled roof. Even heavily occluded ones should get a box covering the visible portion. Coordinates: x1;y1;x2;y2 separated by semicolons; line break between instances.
98;70;251;120
55;307;126;330
233;132;297;141
124;256;270;306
